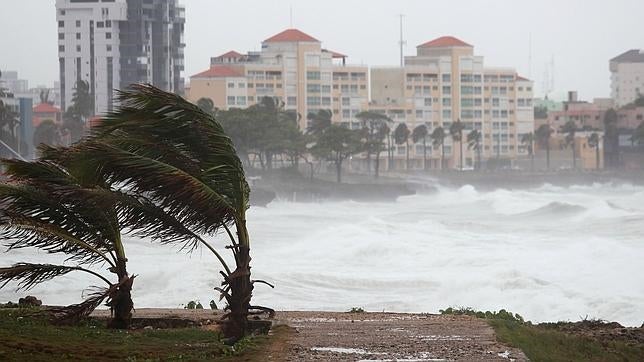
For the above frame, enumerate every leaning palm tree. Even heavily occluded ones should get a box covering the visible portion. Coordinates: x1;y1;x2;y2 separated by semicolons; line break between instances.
48;84;266;342
520;132;535;172
449;119;465;170
412;124;429;170
0;157;135;328
431;126;446;170
467;129;482;170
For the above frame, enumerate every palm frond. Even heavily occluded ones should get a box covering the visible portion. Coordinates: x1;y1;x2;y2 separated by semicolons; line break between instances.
0;263;99;291
49;286;111;324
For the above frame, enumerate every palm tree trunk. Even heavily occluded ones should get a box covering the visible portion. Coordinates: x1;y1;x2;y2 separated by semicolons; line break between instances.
441;143;445;170
107;258;133;329
375;152;380;179
336;155;342;183
459;139;463;170
223;217;253;343
596;146;600;170
423;138;427;171
572;143;576;169
546;142;550;170
405;140;410;170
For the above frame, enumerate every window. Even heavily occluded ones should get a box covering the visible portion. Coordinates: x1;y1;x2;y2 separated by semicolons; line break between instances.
236;96;246;106
106;32;111;39
416;110;423;119
58;20;64;28
350;84;358;93
307;84;321;93
97;21;104;28
227;96;235;105
76;20;81;27
442;86;451;93
287;96;296;106
76;45;81;52
341;84;349;92
106;44;112;51
342;97;350;106
76;33;81;40
342;109;350;118
105;20;111;27
321;85;331;93
306;71;320;80
322;97;331;106
307;97;321;106
442;74;451;82
227;82;234;88
58;33;64;40
442;110;452;119
58;45;65;52
424;98;432;106
442;98;451;107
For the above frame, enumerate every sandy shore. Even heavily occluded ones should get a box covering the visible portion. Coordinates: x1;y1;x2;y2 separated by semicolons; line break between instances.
91;309;527;361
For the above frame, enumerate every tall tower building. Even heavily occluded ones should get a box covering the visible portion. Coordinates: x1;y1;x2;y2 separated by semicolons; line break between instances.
56;0;185;115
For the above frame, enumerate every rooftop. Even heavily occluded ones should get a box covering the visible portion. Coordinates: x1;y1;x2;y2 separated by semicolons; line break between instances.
264;28;319;43
214;50;244;59
418;36;472;48
611;49;644;63
33;103;60;113
191;65;244;78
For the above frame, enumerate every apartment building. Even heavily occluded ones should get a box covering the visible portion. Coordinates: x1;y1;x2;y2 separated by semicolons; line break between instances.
56;0;185;115
371;36;534;169
187;28;369;129
610;49;644;108
546;91;612;131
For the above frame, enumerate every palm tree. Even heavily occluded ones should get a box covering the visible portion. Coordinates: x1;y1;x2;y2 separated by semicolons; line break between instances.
0;98;21;158
467;129;482;170
393;123;410;170
0;157;135;328
561;120;577;169
63;80;93;144
50;85;267;341
520;132;535;172
412;124;429;170
373;122;390;178
535;124;553;170
356;111;392;175
603;109;619;168
449;119;465;170
306;109;332;136
588;132;601;170
431;126;446;170
33;120;62;148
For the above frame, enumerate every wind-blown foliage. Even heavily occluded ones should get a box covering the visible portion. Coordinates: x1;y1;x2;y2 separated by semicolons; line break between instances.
394;123;410;170
431;126;447;170
467;129;482;170
412;124;429;170
48;84;266;341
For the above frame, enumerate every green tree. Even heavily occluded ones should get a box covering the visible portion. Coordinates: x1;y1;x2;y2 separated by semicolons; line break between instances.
520;132;535;172
393;123;410;170
63;80;94;143
561;120;577;169
306;109;332;136
33;120;61;148
431;126;446;170
312;124;363;183
56;85;266;342
412;124;429;171
0;98;20;158
449;119;465;170
0;157;137;328
536;124;553;170
603;109;619;168
587;132;601;170
632;121;644;145
356;111;392;176
467;129;482;170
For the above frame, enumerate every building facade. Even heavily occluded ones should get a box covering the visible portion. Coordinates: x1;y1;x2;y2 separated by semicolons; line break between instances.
187;29;369;130
371;36;534;169
56;0;185;115
610;49;644;108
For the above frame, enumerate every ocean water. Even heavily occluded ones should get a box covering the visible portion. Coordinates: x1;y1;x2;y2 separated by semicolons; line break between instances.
1;182;643;326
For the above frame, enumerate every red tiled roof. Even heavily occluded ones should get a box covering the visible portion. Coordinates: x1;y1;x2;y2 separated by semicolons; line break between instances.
322;49;347;58
191;65;244;78
215;50;244;59
516;75;530;81
33;103;61;113
418;36;472;48
264;28;319;43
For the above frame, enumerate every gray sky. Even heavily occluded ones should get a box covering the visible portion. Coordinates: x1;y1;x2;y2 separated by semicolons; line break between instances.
1;0;642;100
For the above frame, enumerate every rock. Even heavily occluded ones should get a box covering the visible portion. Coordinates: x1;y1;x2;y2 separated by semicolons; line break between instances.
18;296;42;307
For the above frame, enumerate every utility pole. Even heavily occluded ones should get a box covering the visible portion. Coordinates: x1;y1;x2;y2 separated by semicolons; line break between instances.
398;14;406;67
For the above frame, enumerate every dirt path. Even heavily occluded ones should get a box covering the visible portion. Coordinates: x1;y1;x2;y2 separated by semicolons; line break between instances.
91;309;528;361
268;311;528;361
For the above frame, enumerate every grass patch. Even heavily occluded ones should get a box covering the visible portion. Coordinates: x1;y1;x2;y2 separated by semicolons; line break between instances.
441;307;644;361
0;309;271;361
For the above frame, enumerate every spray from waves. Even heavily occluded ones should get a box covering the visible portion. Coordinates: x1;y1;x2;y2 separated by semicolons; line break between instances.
514;201;587;218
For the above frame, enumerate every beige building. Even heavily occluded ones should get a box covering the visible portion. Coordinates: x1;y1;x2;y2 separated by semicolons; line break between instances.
187;28;368;130
610;50;644;108
371;36;534;169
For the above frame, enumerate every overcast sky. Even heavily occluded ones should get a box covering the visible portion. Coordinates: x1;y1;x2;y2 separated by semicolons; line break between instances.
1;0;642;100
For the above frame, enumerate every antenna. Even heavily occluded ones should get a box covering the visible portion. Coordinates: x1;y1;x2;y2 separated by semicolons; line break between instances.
398;14;406;67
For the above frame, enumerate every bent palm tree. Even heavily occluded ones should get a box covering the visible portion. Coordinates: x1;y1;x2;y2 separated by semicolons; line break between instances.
0;157;134;328
467;129;481;170
520;132;535;172
561;120;577;169
49;84;265;342
449;120;465;170
412;124;429;170
535;124;552;170
431;126;446;170
394;123;410;170
588;132;601;170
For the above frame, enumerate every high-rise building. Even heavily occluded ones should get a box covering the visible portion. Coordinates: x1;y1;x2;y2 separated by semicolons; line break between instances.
610;50;644;107
371;36;534;169
56;0;185;115
187;28;369;130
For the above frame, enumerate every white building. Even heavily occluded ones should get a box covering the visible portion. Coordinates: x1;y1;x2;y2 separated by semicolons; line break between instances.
610;49;644;107
56;0;185;115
